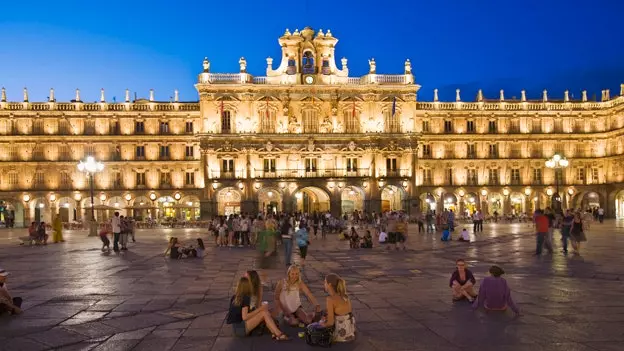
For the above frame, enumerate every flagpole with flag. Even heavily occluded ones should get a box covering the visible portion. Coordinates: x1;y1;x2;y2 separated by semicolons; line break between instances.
220;100;224;132
391;97;397;132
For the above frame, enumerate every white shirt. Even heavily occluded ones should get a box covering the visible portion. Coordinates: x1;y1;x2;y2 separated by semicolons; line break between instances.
379;232;388;243
461;230;470;241
111;216;121;233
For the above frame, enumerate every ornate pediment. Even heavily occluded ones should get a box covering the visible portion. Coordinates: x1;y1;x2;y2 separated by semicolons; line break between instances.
340;140;365;152
258;141;282;153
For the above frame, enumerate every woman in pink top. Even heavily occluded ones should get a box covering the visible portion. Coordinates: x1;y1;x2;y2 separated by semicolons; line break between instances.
472;265;520;315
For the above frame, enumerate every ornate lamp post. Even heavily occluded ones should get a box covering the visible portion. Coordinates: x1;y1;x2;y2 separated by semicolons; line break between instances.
545;154;569;212
78;156;104;236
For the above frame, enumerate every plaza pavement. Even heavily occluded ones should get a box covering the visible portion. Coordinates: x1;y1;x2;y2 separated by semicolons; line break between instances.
0;221;623;351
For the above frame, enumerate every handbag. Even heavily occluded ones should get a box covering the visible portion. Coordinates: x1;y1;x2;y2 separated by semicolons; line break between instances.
304;324;334;348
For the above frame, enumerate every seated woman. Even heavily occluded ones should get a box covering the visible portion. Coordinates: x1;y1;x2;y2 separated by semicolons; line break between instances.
316;273;355;342
349;227;359;249
473;265;519;315
450;259;477;302
164;237;183;259
227;277;288;340
458;228;470;242
188;238;205;258
245;270;262;311
360;231;373;249
274;265;320;326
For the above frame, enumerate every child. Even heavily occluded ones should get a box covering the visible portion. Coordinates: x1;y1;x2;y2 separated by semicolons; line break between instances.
458;228;470;242
99;223;111;252
441;225;451;241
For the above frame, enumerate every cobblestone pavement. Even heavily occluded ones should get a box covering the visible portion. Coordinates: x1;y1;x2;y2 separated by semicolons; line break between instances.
0;221;623;351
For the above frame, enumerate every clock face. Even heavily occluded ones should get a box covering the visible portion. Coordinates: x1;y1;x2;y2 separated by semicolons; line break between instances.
305;76;314;84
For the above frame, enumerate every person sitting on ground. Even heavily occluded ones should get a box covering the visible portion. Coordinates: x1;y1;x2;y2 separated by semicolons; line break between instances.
193;238;205;258
450;258;477;302
378;230;388;244
37;222;49;245
349;227;359;249
227;277;288;340
458;228;470;242
0;268;22;316
473;265;520;315
274;265;321;326
361;230;373;249
164;237;183;259
315;273;355;342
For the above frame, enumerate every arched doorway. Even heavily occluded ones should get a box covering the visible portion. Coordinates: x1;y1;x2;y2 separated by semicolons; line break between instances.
157;196;176;219
31;197;49;223
179;195;200;220
218;187;242;215
510;193;524;215
57;197;77;223
81;197;102;221
381;185;405;212
106;196;126;219
130;196;153;220
294;187;330;214
443;193;457;212
341;186;364;215
0;199;23;228
488;193;503;216
258;188;282;215
579;192;601;211
616;191;624;219
419;193;436;212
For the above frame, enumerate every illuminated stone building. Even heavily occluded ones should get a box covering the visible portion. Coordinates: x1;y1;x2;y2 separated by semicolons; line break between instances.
1;26;624;227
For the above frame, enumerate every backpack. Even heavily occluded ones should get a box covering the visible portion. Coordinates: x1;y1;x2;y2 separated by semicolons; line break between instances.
304;324;334;347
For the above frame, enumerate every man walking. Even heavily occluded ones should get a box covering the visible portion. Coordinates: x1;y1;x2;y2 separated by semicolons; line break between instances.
534;209;553;255
112;211;121;252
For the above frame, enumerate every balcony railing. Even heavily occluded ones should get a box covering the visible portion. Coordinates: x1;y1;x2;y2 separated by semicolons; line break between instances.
251;168;370;179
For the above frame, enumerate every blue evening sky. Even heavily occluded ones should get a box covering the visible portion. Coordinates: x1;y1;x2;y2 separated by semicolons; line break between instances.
0;0;622;102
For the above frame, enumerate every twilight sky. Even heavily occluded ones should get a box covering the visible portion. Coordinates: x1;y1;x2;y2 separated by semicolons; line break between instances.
0;0;622;102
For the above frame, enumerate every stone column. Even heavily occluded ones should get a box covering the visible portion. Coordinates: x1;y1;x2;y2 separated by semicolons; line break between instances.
503;196;511;215
22;202;31;228
76;204;82;222
366;179;382;215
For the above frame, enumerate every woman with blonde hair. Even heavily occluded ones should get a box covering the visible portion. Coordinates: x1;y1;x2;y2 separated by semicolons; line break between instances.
274;265;320;326
319;273;355;342
227;277;288;340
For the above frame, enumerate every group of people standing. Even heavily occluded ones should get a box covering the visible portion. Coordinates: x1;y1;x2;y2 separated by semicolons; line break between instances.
534;207;588;256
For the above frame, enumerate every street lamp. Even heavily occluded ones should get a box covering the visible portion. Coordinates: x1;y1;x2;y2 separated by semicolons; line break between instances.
545;154;569;211
77;156;104;236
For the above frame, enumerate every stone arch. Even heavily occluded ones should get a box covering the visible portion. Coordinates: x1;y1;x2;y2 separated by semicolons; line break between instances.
217;187;242;216
612;190;624;219
341;186;365;215
0;198;24;228
442;193;458;212
179;195;201;221
131;195;151;206
509;192;526;215
293;186;330;214
381;185;406;212
487;192;503;216
464;192;479;216
258;187;283;215
419;192;437;212
573;191;603;211
57;197;77;223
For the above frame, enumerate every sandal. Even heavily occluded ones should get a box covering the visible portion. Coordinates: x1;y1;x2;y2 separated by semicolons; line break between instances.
272;333;289;341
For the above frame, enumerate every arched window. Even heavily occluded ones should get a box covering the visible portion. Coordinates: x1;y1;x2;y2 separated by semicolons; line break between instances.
287;57;296;75
302;51;315;74
321;59;330;75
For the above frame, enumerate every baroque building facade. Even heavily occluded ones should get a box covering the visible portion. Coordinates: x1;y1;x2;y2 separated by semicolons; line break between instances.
1;26;624;227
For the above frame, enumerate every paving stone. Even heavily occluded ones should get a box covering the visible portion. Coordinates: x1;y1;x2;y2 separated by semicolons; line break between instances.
27;327;88;348
0;337;49;351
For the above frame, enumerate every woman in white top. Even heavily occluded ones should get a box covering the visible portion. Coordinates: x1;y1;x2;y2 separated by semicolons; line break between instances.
274;265;320;326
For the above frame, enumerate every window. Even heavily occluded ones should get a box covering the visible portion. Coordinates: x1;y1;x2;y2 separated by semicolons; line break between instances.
110;120;120;135
112;171;122;188
444;120;453;133
59;119;71;135
135;121;145;134
136;146;145;159
321;59;330;75
346;158;358;172
160;172;171;186
302;109;318;133
136;172;146;186
33;120;44;134
386;158;398;175
185;146;194;158
533;168;542;184
488;169;499;185
34;172;45;186
33;145;45;161
159;145;170;159
60;172;71;188
9;146;17;160
384;109;400;133
112;145;121;161
221;110;232;133
466;120;475;133
84;145;95;158
305;158;317;172
222;159;234;173
185;121;194;134
260;108;276;133
576;168;585;182
467;169;478;185
591;168;599;183
344;109;360;133
489;144;499;158
159;122;170;134
467;144;476;159
422;169;433;185
302;51;315;74
185;171;195;185
422;144;431;158
263;159;276;173
488;120;497;133
8;173;18;186
511;169;521;185
286;57;296;75
84;120;95;135
422;120;430;133
445;168;453;185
